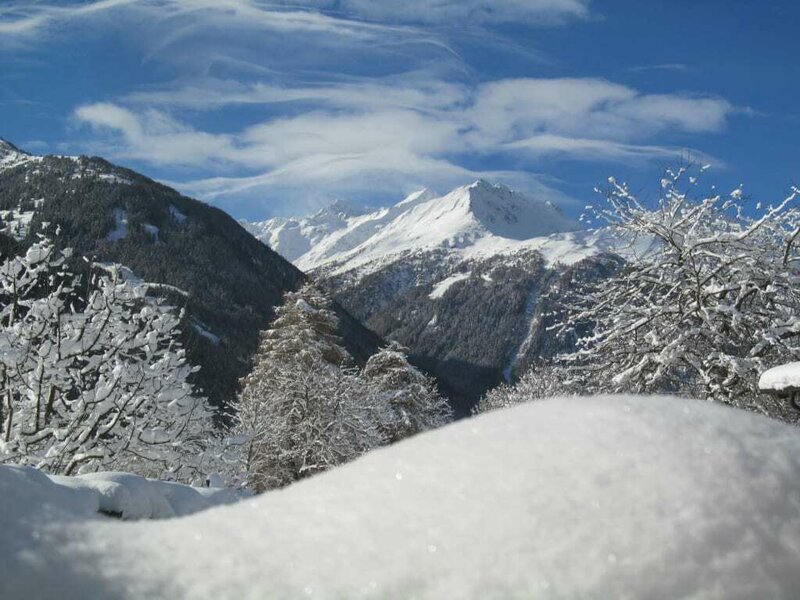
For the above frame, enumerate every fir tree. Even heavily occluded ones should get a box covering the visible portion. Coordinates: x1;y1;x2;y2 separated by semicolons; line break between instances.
234;283;381;491
363;341;452;441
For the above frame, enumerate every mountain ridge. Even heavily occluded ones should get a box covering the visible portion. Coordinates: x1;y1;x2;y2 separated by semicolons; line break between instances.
246;180;620;414
0;140;385;412
246;180;612;279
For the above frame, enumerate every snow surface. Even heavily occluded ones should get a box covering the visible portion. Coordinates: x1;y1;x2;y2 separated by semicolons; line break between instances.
0;139;41;172
428;272;470;299
3;395;800;599
759;362;800;392
246;181;613;277
169;204;187;223
0;208;36;240
49;472;243;520
142;223;159;240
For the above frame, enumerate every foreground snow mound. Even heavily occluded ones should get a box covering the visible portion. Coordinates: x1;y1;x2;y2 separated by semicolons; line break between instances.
4;396;800;599
50;472;243;520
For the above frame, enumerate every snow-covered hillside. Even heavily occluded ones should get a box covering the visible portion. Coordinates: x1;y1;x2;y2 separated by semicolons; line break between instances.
0;138;41;172
247;180;609;276
242;200;368;263
3;395;800;599
246;180;623;411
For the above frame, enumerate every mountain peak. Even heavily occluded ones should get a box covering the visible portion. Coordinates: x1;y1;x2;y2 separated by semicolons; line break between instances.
0;138;26;156
468;178;500;190
0;138;34;171
441;179;575;241
317;199;366;219
248;179;587;275
397;188;437;207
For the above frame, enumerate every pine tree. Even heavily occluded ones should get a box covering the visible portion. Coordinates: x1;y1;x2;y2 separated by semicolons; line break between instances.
363;341;452;441
233;283;382;492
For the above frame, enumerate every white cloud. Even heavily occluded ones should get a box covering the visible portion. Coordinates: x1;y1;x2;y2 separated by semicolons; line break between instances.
503;134;717;164
466;78;732;144
626;63;692;73
302;0;590;25
124;77;468;113
0;1;384;39
0;0;586;44
74;76;734;212
74;103;240;167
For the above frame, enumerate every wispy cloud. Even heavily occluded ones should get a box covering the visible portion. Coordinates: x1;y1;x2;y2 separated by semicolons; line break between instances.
504;134;718;165
303;0;591;25
73;77;735;211
625;63;693;74
0;0;590;39
2;0;744;218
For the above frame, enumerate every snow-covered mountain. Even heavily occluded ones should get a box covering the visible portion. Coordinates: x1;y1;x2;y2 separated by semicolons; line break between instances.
246;180;614;277
243;199;368;263
247;181;619;414
0;138;40;172
0;139;383;411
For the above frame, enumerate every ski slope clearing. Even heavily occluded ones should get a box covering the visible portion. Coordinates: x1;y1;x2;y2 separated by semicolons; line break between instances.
3;395;800;599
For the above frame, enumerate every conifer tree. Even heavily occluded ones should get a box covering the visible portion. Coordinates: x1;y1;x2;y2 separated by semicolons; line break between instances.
363;341;452;441
234;283;381;491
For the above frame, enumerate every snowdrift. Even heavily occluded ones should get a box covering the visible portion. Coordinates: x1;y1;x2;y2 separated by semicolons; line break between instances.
3;395;800;599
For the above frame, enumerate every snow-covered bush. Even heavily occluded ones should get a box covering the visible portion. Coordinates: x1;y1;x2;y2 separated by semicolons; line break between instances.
232;283;383;491
558;168;800;418
0;235;217;481
363;341;452;441
474;362;572;414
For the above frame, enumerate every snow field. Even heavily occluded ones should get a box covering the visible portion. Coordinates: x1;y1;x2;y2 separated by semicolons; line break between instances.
3;395;800;599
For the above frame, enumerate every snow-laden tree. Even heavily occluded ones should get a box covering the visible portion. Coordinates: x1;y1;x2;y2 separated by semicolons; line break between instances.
474;362;572;414
559;167;800;417
363;341;452;441
0;235;217;481
233;283;383;492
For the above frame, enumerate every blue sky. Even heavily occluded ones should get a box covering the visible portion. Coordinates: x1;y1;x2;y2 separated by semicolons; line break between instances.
1;1;798;220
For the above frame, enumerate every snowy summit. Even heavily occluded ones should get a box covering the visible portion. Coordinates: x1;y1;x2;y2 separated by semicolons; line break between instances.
245;181;605;276
0;138;38;171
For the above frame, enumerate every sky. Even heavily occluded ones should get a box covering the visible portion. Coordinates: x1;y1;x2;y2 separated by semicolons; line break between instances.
1;0;798;220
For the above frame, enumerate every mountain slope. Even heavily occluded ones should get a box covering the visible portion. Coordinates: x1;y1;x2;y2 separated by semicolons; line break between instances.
248;181;618;414
247;180;600;277
0;139;383;411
